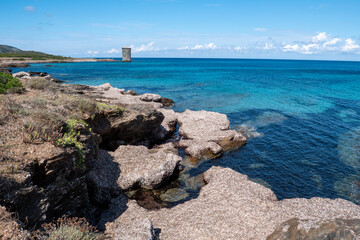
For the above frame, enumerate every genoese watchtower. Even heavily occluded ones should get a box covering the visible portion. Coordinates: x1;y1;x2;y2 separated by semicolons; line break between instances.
122;47;131;62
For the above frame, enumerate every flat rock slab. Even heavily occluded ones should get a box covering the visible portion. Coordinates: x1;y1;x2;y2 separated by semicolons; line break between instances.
106;166;360;240
112;143;181;191
176;109;247;159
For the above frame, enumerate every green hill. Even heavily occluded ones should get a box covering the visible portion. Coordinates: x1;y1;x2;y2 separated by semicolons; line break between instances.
0;45;70;60
0;45;22;53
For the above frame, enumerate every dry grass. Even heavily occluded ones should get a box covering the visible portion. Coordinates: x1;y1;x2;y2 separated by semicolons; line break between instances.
25;77;50;90
32;216;106;240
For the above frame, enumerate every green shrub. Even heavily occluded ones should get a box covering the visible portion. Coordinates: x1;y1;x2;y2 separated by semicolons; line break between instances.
56;119;90;169
0;72;24;94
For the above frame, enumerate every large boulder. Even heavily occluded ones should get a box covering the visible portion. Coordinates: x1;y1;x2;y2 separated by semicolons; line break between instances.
176;110;247;159
112;143;182;190
88;143;181;203
105;167;360;240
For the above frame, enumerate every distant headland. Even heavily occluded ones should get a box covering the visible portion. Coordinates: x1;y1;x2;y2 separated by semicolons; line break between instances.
0;45;119;68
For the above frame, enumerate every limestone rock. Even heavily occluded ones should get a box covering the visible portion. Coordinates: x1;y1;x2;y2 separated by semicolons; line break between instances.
104;196;157;240
152;108;178;141
112;143;181;190
140;93;162;102
91;104;164;149
107;167;360;240
161;97;174;107
87;150;121;206
267;218;360;240
12;71;30;78
176;110;247;159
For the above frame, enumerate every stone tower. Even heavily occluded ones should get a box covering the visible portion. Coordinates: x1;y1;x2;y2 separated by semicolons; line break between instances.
122;47;131;62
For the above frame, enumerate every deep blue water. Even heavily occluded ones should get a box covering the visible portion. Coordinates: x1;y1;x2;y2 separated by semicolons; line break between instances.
13;58;360;204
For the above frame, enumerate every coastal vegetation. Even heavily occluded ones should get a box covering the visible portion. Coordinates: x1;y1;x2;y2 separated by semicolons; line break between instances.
0;72;23;94
33;216;103;240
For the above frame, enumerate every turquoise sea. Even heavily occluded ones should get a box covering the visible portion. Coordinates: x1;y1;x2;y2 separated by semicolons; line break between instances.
13;58;360;205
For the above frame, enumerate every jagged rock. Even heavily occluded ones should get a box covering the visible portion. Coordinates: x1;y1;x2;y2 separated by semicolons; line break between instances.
95;83;125;95
28;71;47;77
152;108;178;141
1;131;98;228
91;104;165;149
12;71;30;78
107;167;360;240
87;150;121;206
0;63;30;68
161;97;174;107
176;110;246;159
140;93;162;102
0;68;12;74
267;218;360;240
112;143;181;190
126;90;137;95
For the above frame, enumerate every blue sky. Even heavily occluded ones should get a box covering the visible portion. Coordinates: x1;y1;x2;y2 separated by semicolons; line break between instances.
1;0;359;60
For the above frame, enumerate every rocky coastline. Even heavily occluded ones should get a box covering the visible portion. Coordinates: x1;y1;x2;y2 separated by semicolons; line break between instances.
0;69;360;239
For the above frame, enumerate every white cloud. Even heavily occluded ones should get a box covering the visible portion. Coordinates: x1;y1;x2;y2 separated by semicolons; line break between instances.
342;38;360;52
263;43;275;50
282;43;319;54
87;50;99;55
25;6;35;12
283;44;300;52
312;32;328;42
323;38;341;47
132;42;157;52
234;46;246;52
177;46;190;50
107;48;120;54
300;43;319;54
190;43;217;50
207;43;217;49
253;28;267;32
192;44;203;50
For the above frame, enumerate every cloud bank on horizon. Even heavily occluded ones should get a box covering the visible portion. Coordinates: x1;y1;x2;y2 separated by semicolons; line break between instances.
1;0;359;60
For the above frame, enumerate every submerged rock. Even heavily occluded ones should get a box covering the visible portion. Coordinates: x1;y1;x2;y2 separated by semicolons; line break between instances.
160;188;189;203
267;218;360;240
106;166;360;240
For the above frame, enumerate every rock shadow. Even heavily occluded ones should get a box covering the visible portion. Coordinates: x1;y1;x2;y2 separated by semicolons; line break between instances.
86;149;128;231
